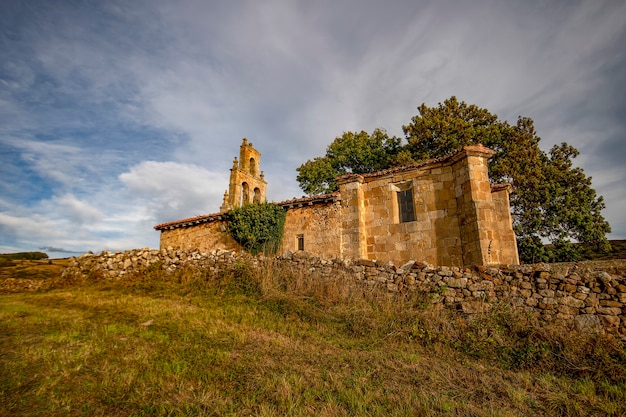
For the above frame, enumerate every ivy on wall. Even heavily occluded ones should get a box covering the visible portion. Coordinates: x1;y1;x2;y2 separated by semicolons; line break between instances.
225;203;287;255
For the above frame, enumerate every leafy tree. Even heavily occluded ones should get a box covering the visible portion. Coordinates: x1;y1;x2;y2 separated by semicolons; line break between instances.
296;129;401;195
296;96;611;261
403;97;611;257
226;203;286;255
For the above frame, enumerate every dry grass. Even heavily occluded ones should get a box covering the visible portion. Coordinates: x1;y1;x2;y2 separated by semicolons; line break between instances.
1;258;625;416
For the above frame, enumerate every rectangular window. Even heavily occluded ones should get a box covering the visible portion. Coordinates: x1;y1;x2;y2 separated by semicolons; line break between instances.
297;234;304;251
397;189;415;223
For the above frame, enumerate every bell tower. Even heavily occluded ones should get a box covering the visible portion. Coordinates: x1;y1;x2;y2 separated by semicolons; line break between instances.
220;138;267;212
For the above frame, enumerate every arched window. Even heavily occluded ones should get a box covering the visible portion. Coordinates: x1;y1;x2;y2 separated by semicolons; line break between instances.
253;187;261;203
249;158;256;176
241;182;249;205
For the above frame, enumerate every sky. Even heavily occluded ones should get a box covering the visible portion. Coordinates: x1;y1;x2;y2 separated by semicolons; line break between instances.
1;0;625;255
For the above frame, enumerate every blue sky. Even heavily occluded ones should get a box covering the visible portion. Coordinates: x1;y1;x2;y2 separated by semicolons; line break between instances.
1;0;625;255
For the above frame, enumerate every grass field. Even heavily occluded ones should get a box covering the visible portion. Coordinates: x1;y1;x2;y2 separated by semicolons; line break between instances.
1;258;625;416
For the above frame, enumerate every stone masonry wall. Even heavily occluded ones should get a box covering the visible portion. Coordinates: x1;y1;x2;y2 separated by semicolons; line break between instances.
62;248;626;339
280;202;343;258
159;219;240;253
336;145;518;267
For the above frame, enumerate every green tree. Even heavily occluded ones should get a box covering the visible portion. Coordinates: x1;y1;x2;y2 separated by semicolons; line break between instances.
403;97;610;257
296;129;401;195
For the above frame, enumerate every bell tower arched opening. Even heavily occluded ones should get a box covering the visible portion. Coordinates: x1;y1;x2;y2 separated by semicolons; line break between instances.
221;138;267;212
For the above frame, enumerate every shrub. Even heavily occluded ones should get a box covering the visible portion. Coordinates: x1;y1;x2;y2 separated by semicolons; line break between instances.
225;203;286;255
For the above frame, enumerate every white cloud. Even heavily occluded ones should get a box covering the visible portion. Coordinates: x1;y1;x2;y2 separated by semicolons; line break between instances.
119;160;229;221
51;194;104;224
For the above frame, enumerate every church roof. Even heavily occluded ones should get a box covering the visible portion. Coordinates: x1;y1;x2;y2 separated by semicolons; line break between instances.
154;212;225;230
154;192;340;231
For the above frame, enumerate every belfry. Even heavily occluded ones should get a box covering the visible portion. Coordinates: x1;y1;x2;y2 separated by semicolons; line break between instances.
220;138;267;213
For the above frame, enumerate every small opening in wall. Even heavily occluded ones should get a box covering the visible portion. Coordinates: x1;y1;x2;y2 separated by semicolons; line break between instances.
297;234;304;251
241;182;249;205
397;188;416;223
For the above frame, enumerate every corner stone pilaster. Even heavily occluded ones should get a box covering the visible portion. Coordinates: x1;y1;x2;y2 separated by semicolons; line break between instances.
451;145;498;266
337;174;367;260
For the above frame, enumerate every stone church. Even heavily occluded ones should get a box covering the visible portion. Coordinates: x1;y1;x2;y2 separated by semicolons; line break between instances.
155;138;519;266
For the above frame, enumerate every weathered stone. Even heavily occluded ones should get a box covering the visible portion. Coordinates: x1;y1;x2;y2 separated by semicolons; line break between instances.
560;296;585;309
398;261;415;272
468;281;494;292
576;286;590;294
562;284;577;293
460;301;491;314
599;315;620;328
439;268;453;277
525;297;538;307
485;268;499;276
596;307;622;316
597;271;612;284
567;273;581;282
445;277;467;288
574;314;602;333
600;300;623;308
539;289;555;298
557;305;579;315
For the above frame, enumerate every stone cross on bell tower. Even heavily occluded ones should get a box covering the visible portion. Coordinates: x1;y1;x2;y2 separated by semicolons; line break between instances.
220;138;267;212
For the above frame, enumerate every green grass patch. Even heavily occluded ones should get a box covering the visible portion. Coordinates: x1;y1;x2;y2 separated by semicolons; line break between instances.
1;259;625;416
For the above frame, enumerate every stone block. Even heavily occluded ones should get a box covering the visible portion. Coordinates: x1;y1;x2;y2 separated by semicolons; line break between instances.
557;305;579;315
573;314;602;333
445;277;468;288
562;284;577;293
519;289;532;298
469;281;494;292
539;289;556;298
460;300;491;314
596;307;622;316
538;271;550;279
525;297;538;307
599;315;620;329
560;296;585;309
600;300;623;308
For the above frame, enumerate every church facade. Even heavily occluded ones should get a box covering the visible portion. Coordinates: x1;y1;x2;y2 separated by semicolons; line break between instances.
155;138;519;266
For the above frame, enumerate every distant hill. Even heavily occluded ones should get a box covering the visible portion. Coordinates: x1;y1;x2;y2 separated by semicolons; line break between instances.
0;252;49;264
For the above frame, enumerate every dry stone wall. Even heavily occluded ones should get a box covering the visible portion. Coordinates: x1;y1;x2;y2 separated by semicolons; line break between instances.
62;248;626;339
